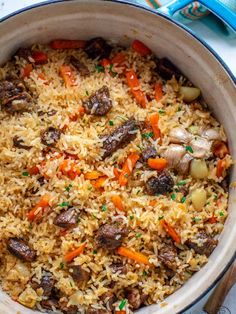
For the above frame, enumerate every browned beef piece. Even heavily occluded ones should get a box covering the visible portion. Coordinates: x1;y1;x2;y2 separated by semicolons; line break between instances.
126;288;148;310
41;127;61;147
0;80;33;113
40;299;59;310
58;299;78;314
31;271;55;296
38;109;57;117
85;37;112;60
83;86;112;116
156;58;182;80
220;175;230;192
101;117;138;158
54;208;79;229
7;238;36;262
70;56;90;77
87;308;111;314
110;262;127;274
13;136;32;150
101;291;116;310
186;231;218;257
141;145;157;162
96;223;128;250
146;170;174;195
69;265;90;283
14;47;32;61
158;243;177;270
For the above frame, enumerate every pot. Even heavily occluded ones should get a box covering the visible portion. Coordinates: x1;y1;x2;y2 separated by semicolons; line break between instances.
0;1;235;313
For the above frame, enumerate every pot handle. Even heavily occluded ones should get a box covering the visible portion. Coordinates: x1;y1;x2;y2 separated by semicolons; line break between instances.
159;0;236;32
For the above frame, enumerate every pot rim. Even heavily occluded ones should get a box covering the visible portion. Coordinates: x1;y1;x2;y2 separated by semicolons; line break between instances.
0;1;235;313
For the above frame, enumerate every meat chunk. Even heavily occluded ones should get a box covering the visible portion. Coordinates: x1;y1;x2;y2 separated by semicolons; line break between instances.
156;58;182;80
31;271;55;296
110;262;127;274
0;80;33;113
59;299;78;314
146;170;174;195
220;175;230;192
85;37;112;60
83;86;112;116
69;265;90;283
40;299;59;311
158;243;177;270
186;231;218;257
7;238;36;262
54;207;79;229
70;56;90;77
126;288;147;310
14;47;32;61
96;223;128;250
87;308;111;314
13;136;32;150
101;291;116;310
141;145;157;162
41;127;61;147
101;117;138;158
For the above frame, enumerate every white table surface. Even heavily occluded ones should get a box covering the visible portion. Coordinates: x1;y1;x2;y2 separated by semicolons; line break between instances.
0;1;235;313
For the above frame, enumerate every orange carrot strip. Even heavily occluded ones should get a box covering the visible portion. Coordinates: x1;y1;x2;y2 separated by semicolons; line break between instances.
216;159;226;178
64;243;86;263
28;165;40;176
59;159;81;180
111;195;125;212
213;141;229;158
113;167;120;179
149;113;161;140
111;52;126;65
126;70;147;108
131;40;151;56
27;194;51;222
208;213;217;224
115;311;126;314
149;199;157;207
117;247;151;265
101;58;111;67
119;153;140;186
78;106;85;116
21;63;33;78
92;176;107;189
59;65;76;87
32;51;48;65
50;39;87;50
148;158;168;170
160;219;181;244
154;83;163;101
84;171;102;180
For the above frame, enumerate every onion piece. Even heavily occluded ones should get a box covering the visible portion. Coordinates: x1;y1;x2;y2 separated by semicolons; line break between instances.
169;127;192;144
190;137;211;158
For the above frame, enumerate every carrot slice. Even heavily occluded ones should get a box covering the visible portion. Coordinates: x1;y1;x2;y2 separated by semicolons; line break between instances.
154;83;163;101
59;159;81;180
149;113;161;140
32;51;48;65
148;158;168;170
115;311;126;314
27;194;51;222
50;39;87;50
21;63;33;78
208;213;217;224
131;40;151;56
213;141;229;158
59;65;76;87
113;167;121;179
100;58;111;67
84;171;102;180
92;176;107;189
64;243;86;263
111;52;126;65
160;219;181;243
149;199;157;207
216;159;226;178
126;70;147;108
111;195;125;212
117;247;151;265
28;165;40;176
119;153;140;186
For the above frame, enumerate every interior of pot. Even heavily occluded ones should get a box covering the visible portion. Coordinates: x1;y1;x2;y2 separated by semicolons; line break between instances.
0;1;235;313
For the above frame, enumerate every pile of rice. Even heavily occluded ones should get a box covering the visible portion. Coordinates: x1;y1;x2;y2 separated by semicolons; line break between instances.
0;41;232;314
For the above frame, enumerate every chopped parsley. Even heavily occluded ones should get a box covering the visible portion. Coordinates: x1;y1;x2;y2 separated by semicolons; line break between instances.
177;106;182;112
171;193;176;201
158;216;164;220
185;146;193;153
93;250;97;254
101;204;107;212
95;64;104;73
142;132;154;139
70;282;73;287
124;173;129;178
88;186;93;191
109;120;114;126
77;218;81;224
180;196;186;203
143;270;148;276
136;233;142;238
214;194;218;201
192;217;201;222
109;64;117;76
22;171;29;176
59;202;69;207
136;189;141;195
119;299;127;310
219;211;224;217
158;109;165;114
59;262;64;269
177;180;187;186
29;223;33;230
136;144;143;151
65;184;72;192
130;215;134;220
85;90;89;96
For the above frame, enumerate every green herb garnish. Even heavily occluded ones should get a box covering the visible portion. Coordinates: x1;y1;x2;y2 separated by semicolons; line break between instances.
29;223;33;230
136;233;142;238
143;270;148;276
109;64;117;77
85;90;89;96
130;215;134;220
177;180;187;186
88;186;93;191
192;217;201;222
124;173;129;178
119;299;127;310
101;204;107;212
59;202;69;207
185;146;193;153
93;250;97;254
219;211;224;217
142;132;154;139
59;262;64;269
158;216;164;220
171;194;176;201
109;120;114;126
177;106;182;112
180;196;186;203
136;189;141;195
214;194;218;201
158;109;165;114
116;115;127;122
22;171;29;176
70;282;73;287
95;64;104;73
65;184;72;192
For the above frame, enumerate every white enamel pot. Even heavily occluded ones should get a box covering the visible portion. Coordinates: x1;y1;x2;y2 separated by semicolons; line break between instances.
0;1;235;313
